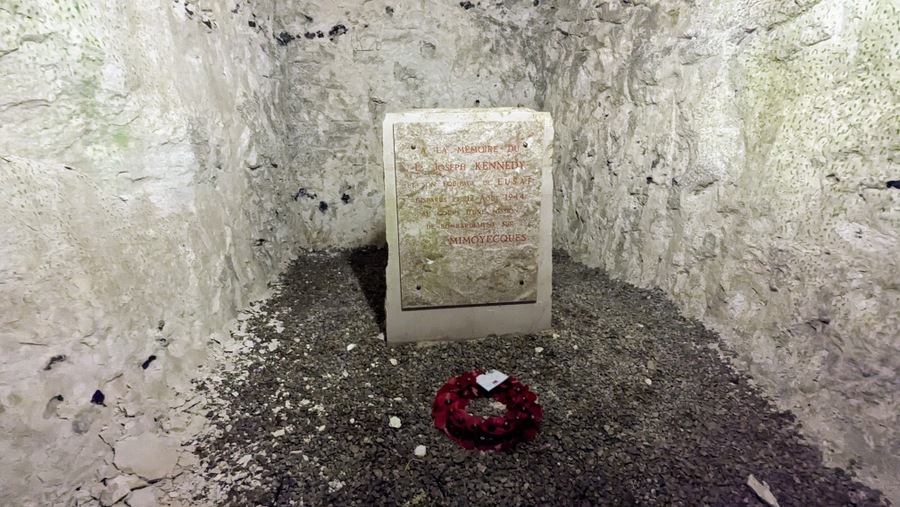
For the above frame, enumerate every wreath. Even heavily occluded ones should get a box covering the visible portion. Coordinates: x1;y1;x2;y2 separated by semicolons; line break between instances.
431;370;542;451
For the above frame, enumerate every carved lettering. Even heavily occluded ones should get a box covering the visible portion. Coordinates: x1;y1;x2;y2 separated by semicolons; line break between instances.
440;221;496;230
388;115;547;310
414;196;446;203
455;145;498;154
443;179;475;187
497;176;534;186
474;160;526;171
431;162;467;172
448;233;528;245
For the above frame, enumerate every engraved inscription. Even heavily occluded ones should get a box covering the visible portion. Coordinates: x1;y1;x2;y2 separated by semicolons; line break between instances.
393;121;544;309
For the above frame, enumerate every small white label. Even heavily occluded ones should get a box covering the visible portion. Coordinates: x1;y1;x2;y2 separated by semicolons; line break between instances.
476;370;509;392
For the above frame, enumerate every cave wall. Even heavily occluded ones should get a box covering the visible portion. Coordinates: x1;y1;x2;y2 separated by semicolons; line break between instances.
1;0;897;503
0;0;547;502
0;0;288;502
270;0;546;247
544;0;899;498
268;0;900;497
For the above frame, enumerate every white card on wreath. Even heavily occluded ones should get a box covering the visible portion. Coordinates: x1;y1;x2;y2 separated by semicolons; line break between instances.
476;370;509;392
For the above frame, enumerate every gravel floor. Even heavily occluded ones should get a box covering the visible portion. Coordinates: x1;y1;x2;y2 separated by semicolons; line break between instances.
192;248;888;506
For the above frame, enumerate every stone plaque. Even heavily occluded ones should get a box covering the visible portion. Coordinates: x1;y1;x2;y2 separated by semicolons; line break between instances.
383;108;553;343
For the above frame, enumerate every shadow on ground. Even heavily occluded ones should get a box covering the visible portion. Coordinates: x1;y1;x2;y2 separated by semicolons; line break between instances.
349;246;387;334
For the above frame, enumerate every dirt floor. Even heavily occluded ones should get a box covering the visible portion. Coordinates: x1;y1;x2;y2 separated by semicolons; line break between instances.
188;248;888;506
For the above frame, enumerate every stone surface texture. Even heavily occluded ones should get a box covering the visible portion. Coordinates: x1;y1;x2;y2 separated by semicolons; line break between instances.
391;110;546;308
383;109;553;343
274;1;543;248
0;0;897;503
542;0;899;499
113;434;180;482
0;0;289;503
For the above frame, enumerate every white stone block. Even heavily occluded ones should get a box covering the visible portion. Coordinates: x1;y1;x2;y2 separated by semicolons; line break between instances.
383;108;553;343
113;434;179;482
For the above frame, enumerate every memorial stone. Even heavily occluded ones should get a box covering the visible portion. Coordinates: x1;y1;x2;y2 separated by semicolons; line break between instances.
383;108;553;343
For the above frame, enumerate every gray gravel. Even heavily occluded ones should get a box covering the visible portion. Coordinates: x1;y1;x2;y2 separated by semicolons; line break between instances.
192;248;888;506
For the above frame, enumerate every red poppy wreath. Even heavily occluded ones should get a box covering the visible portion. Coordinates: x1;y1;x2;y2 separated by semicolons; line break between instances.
431;370;542;451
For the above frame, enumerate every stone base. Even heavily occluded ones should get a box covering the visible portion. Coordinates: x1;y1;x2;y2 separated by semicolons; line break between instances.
385;298;552;344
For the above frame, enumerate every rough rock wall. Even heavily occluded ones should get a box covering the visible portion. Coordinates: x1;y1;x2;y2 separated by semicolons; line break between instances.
0;0;288;503
2;0;897;502
270;0;545;247
545;0;899;498
0;0;553;502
